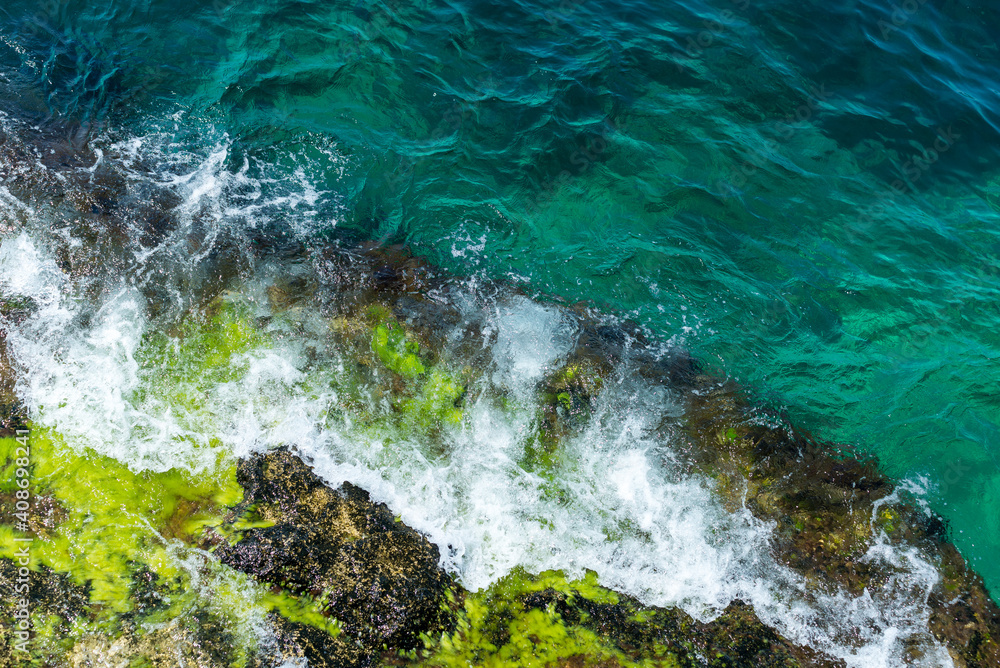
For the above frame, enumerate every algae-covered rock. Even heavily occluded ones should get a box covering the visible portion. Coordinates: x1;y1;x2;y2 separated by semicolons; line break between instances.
0;221;998;668
0;560;90;666
0;427;271;668
681;376;1000;668
413;569;842;668
64;607;238;668
213;448;456;667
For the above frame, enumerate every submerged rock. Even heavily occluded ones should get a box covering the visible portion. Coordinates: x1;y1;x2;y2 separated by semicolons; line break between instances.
682;377;1000;667
0;296;34;436
63;607;238;668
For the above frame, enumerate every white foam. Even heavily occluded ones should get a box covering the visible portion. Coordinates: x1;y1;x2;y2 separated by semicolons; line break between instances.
0;125;956;666
488;294;576;389
0;241;216;470
0;232;63;301
0;239;955;665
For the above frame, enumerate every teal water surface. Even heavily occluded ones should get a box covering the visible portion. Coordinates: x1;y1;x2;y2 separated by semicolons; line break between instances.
1;0;999;600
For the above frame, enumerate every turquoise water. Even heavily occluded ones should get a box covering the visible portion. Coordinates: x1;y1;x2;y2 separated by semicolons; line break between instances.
1;0;998;606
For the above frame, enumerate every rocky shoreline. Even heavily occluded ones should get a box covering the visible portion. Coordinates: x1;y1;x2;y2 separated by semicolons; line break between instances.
0;114;997;667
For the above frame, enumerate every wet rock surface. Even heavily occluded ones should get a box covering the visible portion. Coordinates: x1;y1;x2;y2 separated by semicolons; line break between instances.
526;592;841;668
682;377;1000;668
0;560;90;663
0;296;33;436
407;568;846;668
63;608;238;668
212;448;456;667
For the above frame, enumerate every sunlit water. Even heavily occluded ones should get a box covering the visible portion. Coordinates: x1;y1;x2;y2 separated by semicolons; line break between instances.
1;0;999;664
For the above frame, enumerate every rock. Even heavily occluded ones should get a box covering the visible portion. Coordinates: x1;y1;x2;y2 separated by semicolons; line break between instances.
61;607;242;668
415;568;844;668
0;561;87;667
213;448;455;667
681;376;1000;667
0;296;35;436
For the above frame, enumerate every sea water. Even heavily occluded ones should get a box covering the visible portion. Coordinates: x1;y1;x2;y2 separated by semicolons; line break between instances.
1;0;999;664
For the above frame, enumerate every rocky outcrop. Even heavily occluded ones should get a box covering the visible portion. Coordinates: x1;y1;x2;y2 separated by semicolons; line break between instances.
0;296;33;436
0;170;995;666
211;448;456;667
682;377;1000;668
206;448;849;668
414;569;845;668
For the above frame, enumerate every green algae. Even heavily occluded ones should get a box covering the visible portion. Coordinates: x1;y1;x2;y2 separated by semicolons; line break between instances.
0;429;268;666
414;569;680;668
513;569;620;606
0;428;361;666
330;304;470;439
540;362;604;424
407;564;838;668
257;586;342;640
322;302;471;441
400;370;464;430
259;586;343;638
373;323;426;377
0;288;326;666
132;293;269;426
874;506;900;535
143;294;266;380
0;430;241;610
518;359;612;489
521;431;563;481
367;304;427;378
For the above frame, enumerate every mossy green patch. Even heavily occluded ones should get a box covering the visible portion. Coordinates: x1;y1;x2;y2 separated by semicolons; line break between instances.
550;363;604;398
337;305;473;436
133;293;269;419
0;425;288;668
260;588;343;638
875;506;900;535
415;569;679;668
401;370;464;430
0;430;242;610
372;323;426;377
521;430;562;481
0;426;367;665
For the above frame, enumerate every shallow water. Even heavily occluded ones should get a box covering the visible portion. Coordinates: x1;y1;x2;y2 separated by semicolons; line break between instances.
0;0;999;662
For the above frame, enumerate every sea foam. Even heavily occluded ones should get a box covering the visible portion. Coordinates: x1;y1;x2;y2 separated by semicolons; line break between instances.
0;130;956;667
